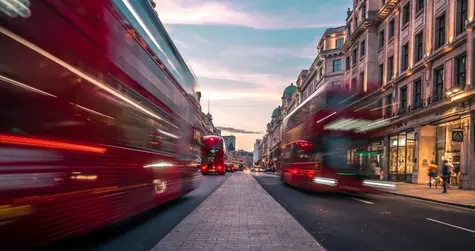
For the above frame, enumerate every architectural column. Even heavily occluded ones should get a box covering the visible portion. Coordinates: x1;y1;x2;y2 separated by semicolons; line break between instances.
382;135;389;180
467;27;474;89
425;0;434;56
460;111;475;189
412;126;422;184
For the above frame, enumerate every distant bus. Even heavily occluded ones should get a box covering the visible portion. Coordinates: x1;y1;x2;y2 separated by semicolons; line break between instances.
280;86;392;193
201;136;226;175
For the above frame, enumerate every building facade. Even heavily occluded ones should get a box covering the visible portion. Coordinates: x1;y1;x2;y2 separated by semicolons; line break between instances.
223;135;236;151
253;139;261;164
298;26;346;100
342;0;475;189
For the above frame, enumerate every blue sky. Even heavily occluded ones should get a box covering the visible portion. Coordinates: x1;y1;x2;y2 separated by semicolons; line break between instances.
156;0;352;150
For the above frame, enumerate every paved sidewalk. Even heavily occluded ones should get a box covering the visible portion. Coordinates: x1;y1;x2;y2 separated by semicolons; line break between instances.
153;172;325;251
390;183;475;209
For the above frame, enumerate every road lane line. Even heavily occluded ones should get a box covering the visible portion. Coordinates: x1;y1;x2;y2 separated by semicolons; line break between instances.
426;218;475;234
351;198;374;204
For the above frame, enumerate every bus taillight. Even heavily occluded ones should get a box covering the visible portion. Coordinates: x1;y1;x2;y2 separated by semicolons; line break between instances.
201;165;207;170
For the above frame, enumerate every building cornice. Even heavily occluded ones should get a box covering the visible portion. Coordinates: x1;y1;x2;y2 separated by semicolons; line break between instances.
341;0;400;54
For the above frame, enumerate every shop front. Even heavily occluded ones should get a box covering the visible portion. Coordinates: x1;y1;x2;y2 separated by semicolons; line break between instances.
433;118;467;186
389;131;415;182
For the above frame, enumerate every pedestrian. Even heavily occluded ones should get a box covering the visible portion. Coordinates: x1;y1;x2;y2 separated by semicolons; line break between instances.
441;160;451;193
428;161;438;188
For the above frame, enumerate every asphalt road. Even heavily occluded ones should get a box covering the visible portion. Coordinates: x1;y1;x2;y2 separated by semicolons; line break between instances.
252;172;475;251
40;172;231;251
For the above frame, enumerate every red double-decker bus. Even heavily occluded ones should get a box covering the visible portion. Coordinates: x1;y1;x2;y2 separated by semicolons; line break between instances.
200;136;226;175
280;85;393;193
0;1;200;250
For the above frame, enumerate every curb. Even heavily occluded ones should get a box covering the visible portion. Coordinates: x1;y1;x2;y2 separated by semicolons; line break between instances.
385;191;475;210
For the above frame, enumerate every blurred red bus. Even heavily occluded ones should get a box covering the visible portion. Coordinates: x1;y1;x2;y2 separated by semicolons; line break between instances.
280;86;394;193
0;1;201;250
200;136;226;175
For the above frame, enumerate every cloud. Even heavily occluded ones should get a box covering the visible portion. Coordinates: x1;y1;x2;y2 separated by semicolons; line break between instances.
190;60;293;91
199;77;263;90
216;127;263;134
155;0;345;30
221;45;316;59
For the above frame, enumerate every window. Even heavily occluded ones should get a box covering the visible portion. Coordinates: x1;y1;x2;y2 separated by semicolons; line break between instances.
402;43;409;71
360;72;365;89
336;38;344;48
457;0;468;35
456;54;466;89
346;56;350;71
436;14;446;48
362;1;367;19
434;67;444;101
387;56;394;81
400;86;408;111
413;79;422;109
352;48;357;66
333;59;342;72
379;29;385;49
403;3;410;25
415;32;424;62
416;0;424;13
360;39;365;57
379;64;384;86
352;77;357;90
386;94;392;118
388;19;395;38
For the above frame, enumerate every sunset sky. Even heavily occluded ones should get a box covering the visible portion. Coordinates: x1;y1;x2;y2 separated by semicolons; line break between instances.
156;0;352;151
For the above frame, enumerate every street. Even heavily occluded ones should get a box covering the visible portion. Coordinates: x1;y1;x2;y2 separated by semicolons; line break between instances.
37;172;475;251
42;173;231;251
252;173;475;251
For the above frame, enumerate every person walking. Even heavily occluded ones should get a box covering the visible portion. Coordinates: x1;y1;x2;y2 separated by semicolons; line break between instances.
428;161;438;188
441;160;451;193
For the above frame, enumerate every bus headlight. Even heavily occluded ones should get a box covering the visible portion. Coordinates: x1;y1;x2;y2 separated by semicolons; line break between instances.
363;180;396;189
313;177;337;186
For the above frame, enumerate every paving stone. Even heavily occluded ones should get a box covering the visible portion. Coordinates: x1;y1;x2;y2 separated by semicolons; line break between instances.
152;173;324;251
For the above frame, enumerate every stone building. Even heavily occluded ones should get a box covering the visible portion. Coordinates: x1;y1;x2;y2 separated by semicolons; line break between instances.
342;0;475;189
298;26;346;101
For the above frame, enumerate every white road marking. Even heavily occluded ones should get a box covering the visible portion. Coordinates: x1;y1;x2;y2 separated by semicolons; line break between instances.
426;218;475;234
351;197;375;204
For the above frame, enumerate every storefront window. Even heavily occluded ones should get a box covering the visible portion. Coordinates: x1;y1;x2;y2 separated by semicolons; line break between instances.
435;120;464;186
389;136;398;176
389;132;416;182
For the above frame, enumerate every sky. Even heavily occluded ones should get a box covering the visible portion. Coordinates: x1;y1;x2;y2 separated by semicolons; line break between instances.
156;0;352;151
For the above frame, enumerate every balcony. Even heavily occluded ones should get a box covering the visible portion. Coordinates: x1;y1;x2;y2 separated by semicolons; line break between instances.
376;0;400;22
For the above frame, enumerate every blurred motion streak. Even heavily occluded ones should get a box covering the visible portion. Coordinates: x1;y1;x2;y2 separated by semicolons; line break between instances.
0;0;200;250
280;86;390;194
0;74;57;98
0;26;177;128
0;0;31;18
0;135;107;153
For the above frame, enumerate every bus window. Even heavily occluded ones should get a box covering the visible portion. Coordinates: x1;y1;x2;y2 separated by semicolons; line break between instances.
322;136;352;170
291;142;313;163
